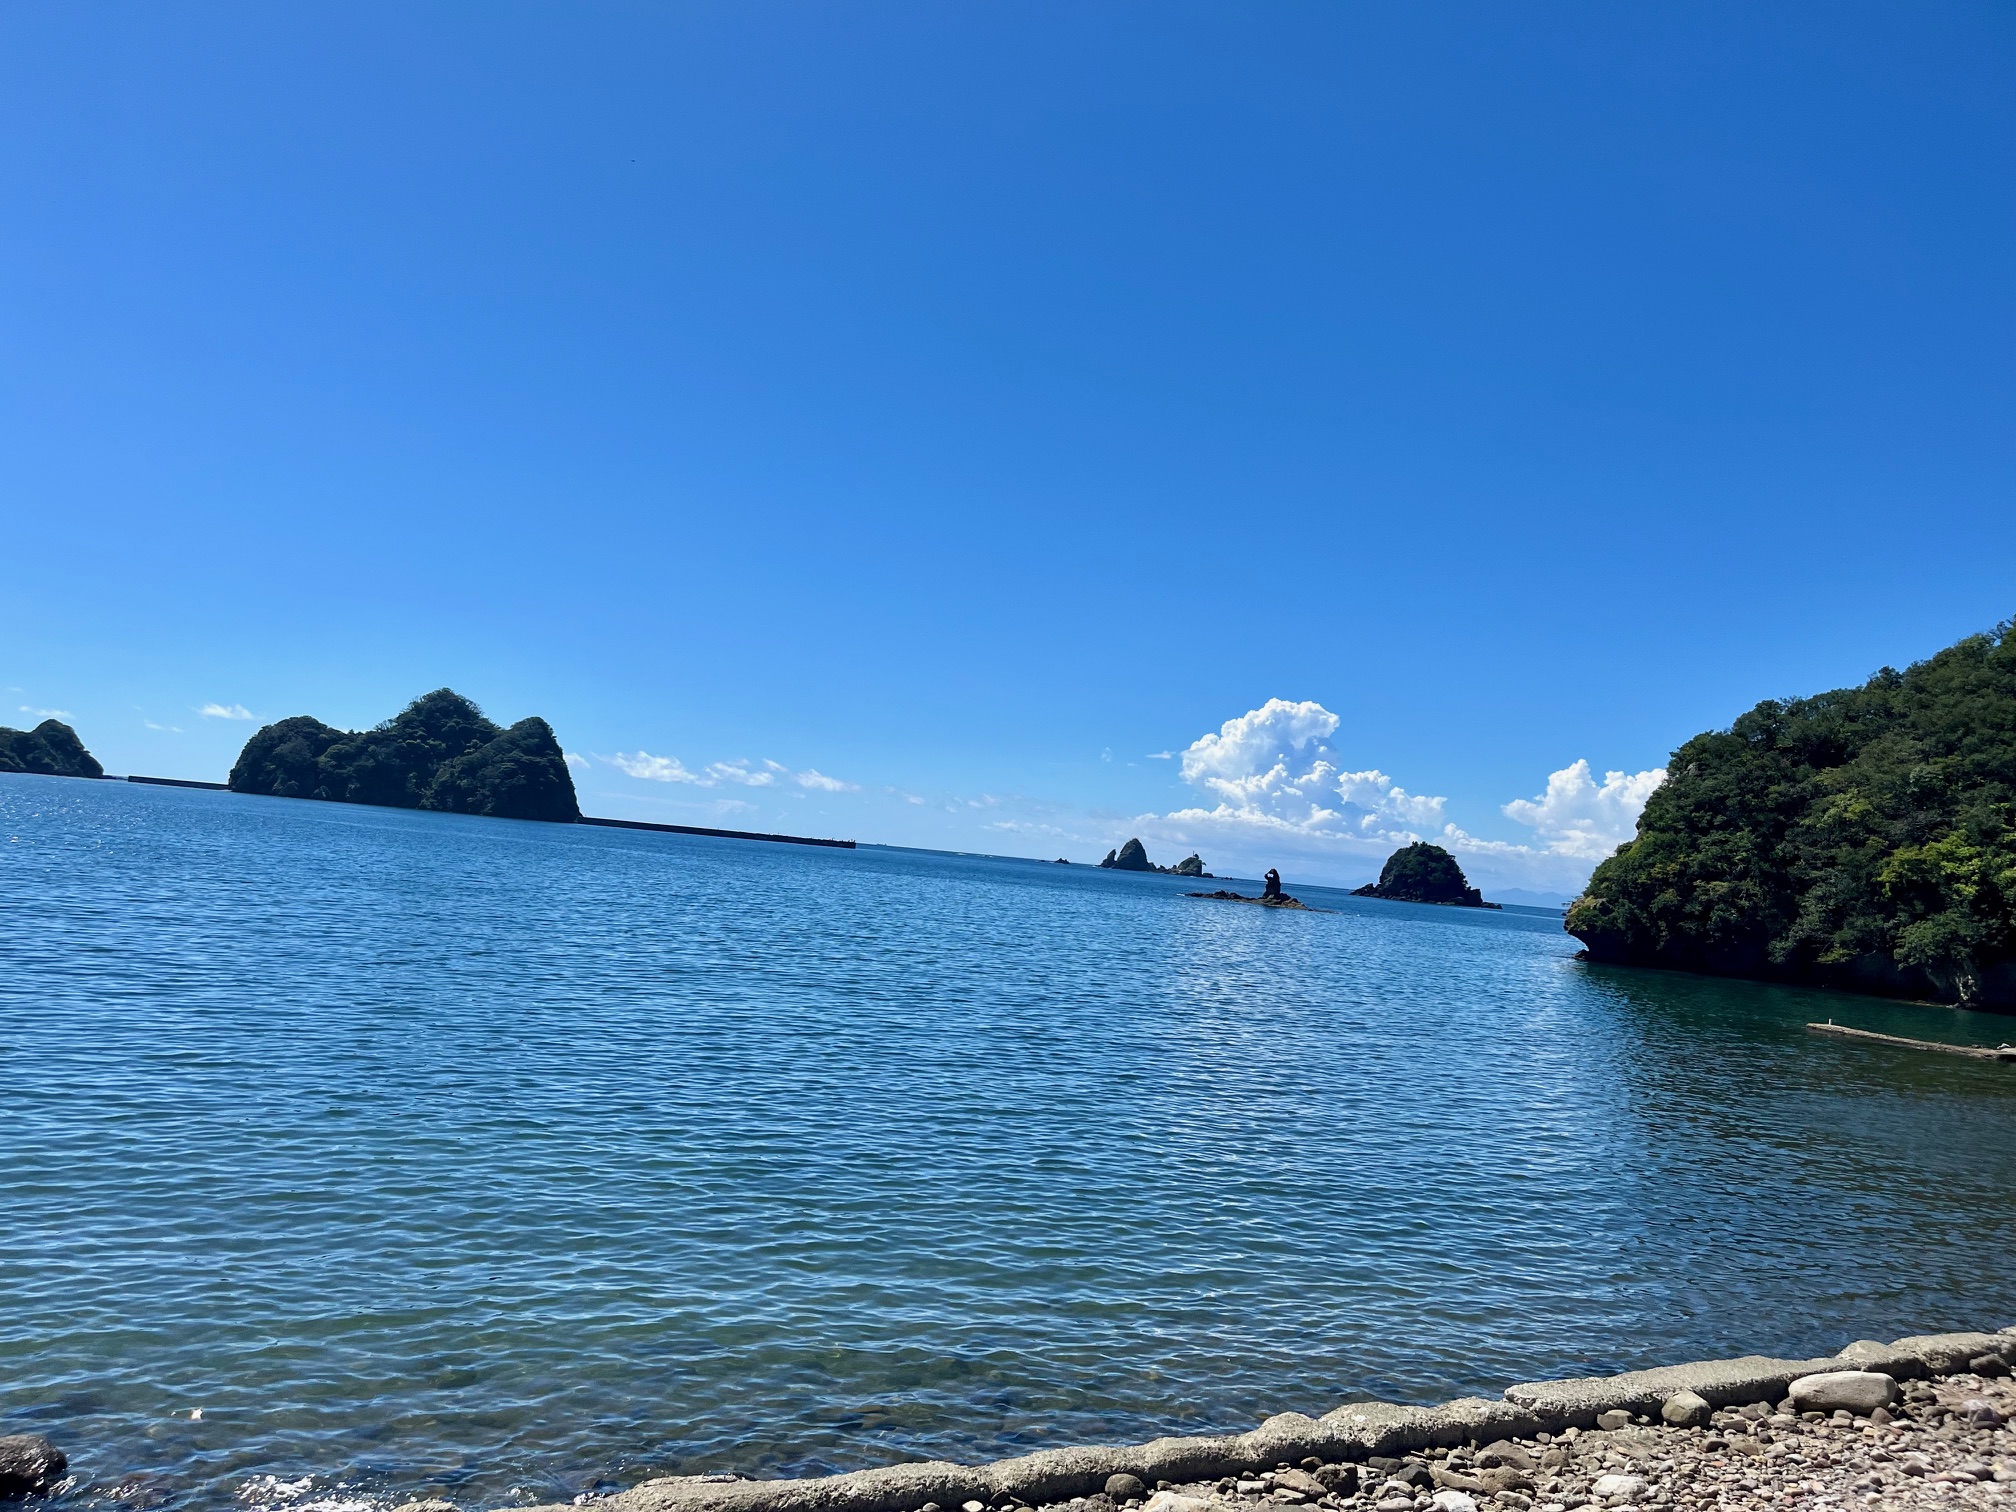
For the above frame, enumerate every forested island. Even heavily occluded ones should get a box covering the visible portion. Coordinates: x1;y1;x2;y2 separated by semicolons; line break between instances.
229;689;580;823
1568;620;2016;1012
0;718;103;779
1353;842;1496;907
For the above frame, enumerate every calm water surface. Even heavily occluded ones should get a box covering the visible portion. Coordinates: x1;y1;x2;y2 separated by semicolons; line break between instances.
5;777;2014;1512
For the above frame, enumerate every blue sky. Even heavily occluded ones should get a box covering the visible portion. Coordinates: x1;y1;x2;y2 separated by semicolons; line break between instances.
4;3;2012;893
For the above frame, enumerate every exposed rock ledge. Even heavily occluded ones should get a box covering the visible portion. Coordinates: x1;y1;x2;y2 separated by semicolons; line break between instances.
509;1327;2016;1512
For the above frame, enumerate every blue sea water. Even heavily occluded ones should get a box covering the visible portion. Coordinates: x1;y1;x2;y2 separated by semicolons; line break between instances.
5;775;2015;1512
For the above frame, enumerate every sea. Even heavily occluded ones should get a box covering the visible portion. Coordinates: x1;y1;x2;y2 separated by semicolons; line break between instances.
5;775;2014;1512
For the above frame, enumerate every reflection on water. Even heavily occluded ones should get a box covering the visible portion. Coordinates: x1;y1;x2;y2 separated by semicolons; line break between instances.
3;775;2012;1512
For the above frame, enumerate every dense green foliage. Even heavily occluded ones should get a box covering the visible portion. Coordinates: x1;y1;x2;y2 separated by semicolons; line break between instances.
1353;842;1488;906
0;719;104;779
230;690;580;822
1567;621;2016;1011
425;717;579;823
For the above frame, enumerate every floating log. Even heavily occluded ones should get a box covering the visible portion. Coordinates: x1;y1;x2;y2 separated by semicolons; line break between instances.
1807;1021;2016;1061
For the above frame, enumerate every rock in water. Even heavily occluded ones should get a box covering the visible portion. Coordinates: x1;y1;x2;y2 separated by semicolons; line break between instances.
1789;1371;1899;1415
1101;838;1157;871
0;719;103;779
1170;853;1207;877
0;1434;68;1498
1352;842;1495;907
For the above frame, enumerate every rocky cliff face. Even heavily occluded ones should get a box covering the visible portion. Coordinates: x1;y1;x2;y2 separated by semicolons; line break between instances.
1353;842;1494;907
0;719;103;779
1096;839;1210;876
230;690;580;822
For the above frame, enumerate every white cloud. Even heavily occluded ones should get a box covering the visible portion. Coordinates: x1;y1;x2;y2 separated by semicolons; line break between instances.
1502;760;1665;859
794;768;858;792
707;760;776;786
606;749;859;794
1146;751;1174;760
143;720;184;733
1130;697;1661;891
19;705;70;720
609;751;704;783
199;702;255;720
563;752;589;770
1162;699;1442;846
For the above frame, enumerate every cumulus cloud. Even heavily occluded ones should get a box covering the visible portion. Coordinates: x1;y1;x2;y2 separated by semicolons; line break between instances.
20;705;70;720
199;703;255;720
1161;699;1445;845
1130;697;1662;890
1502;760;1665;859
609;751;704;783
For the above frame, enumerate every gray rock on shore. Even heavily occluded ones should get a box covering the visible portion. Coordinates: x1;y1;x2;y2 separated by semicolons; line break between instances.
0;1435;68;1500
1789;1370;1900;1415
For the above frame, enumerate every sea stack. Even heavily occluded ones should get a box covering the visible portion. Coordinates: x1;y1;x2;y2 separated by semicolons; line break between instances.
1352;842;1498;908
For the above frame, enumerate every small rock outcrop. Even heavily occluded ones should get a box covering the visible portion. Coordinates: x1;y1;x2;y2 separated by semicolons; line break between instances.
0;719;103;779
1101;838;1157;871
0;1434;68;1499
1352;842;1498;908
229;690;580;823
1097;839;1211;877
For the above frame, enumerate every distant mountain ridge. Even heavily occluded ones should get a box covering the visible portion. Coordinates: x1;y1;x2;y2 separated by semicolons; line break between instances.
229;689;579;823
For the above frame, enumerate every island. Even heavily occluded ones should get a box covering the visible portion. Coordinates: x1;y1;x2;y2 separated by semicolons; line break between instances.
1352;842;1498;907
229;689;580;823
1097;838;1212;876
1568;620;2016;1012
0;718;104;779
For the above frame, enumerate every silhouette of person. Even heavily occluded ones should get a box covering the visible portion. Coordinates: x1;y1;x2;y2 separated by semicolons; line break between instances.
1263;868;1282;900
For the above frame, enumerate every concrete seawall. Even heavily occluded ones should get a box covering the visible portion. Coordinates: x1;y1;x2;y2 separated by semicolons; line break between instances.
511;1327;2016;1512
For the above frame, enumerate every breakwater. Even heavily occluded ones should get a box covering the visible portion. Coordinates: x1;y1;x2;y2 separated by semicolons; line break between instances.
576;814;855;848
517;1328;2016;1512
116;774;855;847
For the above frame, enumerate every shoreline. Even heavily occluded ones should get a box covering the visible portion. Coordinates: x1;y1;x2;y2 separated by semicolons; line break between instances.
510;1328;2016;1512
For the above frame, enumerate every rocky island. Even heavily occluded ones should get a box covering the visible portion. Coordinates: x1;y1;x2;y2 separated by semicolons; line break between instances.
1098;838;1211;877
1190;868;1311;909
229;689;580;823
0;718;103;779
1569;619;2016;1012
1352;843;1498;908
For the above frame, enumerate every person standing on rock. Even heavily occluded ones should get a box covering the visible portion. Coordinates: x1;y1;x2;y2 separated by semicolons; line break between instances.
1263;868;1282;900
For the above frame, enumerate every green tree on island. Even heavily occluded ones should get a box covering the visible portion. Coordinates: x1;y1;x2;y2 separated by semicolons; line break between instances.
1569;619;2016;1010
230;689;580;823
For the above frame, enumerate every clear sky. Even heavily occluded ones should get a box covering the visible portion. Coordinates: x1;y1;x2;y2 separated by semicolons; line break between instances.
4;3;2012;894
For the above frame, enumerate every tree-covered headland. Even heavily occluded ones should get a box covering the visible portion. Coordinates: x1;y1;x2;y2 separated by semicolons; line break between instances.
229;689;580;823
1568;620;2016;1012
0;719;104;779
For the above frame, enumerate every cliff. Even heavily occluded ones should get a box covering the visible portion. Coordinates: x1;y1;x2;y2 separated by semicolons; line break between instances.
229;690;580;823
1568;619;2016;1012
1353;842;1494;907
0;719;104;779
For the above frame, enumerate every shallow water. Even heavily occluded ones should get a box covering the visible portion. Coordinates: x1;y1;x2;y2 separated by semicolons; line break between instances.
4;775;2014;1512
